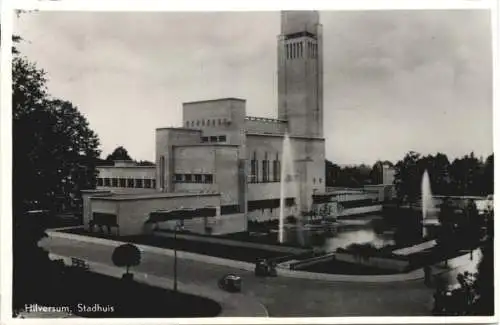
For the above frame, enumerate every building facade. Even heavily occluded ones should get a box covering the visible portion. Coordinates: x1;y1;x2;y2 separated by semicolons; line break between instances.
86;11;327;236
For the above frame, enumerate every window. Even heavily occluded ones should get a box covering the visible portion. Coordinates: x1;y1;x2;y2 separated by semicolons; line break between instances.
201;136;208;143
191;121;195;127
112;178;118;187
218;135;226;142
250;151;258;183
185;174;192;182
263;152;269;182
273;153;280;182
104;178;111;187
119;178;126;188
160;156;165;189
97;178;103;186
127;178;134;188
212;119;216;126
135;178;143;188
210;136;217;142
313;178;316;184
205;174;213;184
152;179;156;188
185;121;189;127
223;118;227;124
218;118;222;125
174;174;183;183
194;174;202;183
319;178;322;184
144;178;152;188
196;120;200;126
202;120;205;126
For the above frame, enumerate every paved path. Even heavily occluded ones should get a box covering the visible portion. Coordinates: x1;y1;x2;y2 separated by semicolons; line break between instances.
40;236;440;316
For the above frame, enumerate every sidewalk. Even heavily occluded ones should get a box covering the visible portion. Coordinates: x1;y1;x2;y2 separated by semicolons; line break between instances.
49;253;268;317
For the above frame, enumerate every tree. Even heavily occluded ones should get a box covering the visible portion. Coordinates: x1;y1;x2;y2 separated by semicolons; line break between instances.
12;31;101;312
112;244;142;277
136;160;155;166
482;154;494;195
13;57;101;214
394;151;421;202
106;146;132;162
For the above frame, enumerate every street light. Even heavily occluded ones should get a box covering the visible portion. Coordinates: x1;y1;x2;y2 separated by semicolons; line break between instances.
173;219;185;293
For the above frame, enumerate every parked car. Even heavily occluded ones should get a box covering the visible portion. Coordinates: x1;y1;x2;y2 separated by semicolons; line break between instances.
255;259;277;277
218;274;242;293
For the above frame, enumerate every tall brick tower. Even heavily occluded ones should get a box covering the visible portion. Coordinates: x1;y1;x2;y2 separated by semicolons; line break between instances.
277;11;323;138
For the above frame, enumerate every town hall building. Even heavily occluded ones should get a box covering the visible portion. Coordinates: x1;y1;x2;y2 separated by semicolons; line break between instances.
83;11;331;236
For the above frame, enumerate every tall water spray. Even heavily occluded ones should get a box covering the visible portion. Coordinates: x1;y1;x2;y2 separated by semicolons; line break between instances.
278;133;301;244
421;170;434;237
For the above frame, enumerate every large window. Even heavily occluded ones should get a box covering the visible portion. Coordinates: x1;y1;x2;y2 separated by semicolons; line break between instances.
250;151;257;183
174;174;183;183
262;152;269;182
104;178;111;187
218;135;226;142
135;178;143;188
273;153;280;182
210;136;217;142
119;178;126;188
160;156;165;189
127;178;134;188
185;174;192;183
144;178;152;188
152;179;156;188
111;178;118;187
204;174;213;184
194;174;202;183
97;178;103;186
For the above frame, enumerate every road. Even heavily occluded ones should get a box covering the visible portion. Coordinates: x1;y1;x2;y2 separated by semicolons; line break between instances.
40;235;440;316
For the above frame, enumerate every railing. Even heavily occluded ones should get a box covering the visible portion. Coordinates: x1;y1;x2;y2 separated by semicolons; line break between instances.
245;116;287;124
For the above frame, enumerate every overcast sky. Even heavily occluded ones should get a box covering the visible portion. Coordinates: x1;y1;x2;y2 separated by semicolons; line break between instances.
15;10;492;165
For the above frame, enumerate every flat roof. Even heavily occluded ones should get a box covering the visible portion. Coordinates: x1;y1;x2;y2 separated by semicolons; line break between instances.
183;97;246;105
92;191;220;201
155;127;202;132
96;165;156;169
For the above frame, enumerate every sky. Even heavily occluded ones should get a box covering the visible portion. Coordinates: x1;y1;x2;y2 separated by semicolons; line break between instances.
14;10;493;165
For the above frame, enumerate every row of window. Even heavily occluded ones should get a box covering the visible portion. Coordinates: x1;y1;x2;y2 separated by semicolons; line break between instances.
186;118;229;128
201;135;226;143
250;152;281;183
286;40;318;60
173;174;214;184
97;177;156;189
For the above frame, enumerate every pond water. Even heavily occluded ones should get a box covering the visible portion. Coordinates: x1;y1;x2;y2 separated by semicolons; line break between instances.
321;226;395;251
281;215;397;251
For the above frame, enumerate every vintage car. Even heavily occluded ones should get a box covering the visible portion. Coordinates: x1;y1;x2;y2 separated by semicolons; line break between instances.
218;274;242;293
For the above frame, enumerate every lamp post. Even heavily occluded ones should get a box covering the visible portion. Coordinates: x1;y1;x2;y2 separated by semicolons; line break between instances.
173;220;182;293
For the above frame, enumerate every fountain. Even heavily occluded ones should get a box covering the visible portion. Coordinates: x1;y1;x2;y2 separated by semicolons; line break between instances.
278;132;302;244
421;169;435;238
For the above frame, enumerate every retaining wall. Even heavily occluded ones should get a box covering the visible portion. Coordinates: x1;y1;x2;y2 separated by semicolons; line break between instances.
335;252;409;272
289;253;336;270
